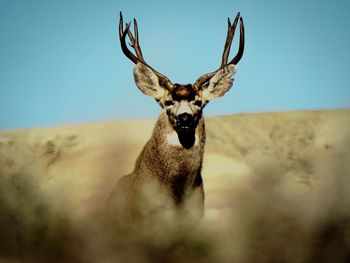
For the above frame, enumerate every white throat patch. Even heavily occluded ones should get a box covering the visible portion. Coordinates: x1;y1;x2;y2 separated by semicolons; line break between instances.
166;131;199;147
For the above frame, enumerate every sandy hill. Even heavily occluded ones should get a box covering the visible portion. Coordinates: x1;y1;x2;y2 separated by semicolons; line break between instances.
0;109;349;262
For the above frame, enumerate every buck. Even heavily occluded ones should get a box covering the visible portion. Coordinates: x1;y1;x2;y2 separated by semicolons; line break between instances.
112;12;244;220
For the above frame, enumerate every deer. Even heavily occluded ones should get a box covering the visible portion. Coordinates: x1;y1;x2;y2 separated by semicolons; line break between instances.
109;12;245;222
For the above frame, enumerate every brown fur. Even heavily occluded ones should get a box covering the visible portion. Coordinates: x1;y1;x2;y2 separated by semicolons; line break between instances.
171;84;197;101
111;110;205;220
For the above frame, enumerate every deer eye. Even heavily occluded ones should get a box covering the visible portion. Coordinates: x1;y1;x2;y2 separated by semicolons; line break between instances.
194;100;202;107
164;100;174;106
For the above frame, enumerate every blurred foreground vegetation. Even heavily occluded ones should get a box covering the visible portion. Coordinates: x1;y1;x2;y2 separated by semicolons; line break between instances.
0;110;349;262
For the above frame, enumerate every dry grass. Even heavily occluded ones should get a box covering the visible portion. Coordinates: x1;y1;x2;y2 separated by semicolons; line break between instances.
0;109;349;262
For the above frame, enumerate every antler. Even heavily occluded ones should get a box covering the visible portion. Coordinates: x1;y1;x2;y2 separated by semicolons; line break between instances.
119;12;174;90
194;12;245;90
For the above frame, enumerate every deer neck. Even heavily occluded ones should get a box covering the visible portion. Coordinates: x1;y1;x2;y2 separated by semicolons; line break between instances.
132;110;205;204
137;110;205;180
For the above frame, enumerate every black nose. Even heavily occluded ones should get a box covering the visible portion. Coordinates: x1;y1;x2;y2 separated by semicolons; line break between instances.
177;113;193;127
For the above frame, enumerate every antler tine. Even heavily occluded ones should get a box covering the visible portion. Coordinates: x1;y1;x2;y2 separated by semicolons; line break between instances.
127;27;135;46
119;12;174;90
194;12;245;90
230;17;245;65
119;11;124;39
131;18;145;62
119;12;145;64
221;12;240;66
126;19;145;63
119;13;139;64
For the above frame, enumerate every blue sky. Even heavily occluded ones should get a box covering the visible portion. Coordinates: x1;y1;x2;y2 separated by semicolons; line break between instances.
0;0;349;130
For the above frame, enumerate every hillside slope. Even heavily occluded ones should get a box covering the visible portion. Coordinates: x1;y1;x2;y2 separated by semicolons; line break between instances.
0;109;349;216
0;109;349;262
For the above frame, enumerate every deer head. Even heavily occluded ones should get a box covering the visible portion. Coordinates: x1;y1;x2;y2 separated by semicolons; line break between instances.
119;12;244;147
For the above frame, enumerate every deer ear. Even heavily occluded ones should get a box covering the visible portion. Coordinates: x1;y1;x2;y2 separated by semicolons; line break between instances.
201;64;236;101
133;63;166;100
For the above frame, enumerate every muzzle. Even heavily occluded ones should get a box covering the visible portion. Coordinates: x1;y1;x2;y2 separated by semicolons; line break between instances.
176;113;194;131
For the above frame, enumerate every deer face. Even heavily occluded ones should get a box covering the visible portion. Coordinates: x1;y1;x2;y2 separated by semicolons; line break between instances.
133;64;204;133
133;63;237;134
161;84;203;133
